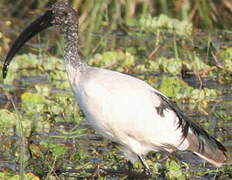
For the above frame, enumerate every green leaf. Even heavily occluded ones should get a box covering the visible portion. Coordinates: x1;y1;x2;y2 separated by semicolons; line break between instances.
159;77;193;98
48;143;66;157
0;109;17;131
21;92;45;105
166;159;185;180
139;14;192;36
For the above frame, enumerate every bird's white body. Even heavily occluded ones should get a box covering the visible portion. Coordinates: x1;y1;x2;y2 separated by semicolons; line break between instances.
66;64;189;162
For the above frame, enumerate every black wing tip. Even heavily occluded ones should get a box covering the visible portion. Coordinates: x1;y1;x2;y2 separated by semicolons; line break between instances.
191;123;227;155
153;91;227;154
214;137;227;152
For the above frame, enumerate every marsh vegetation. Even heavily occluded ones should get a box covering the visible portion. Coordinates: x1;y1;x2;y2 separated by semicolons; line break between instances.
0;0;231;179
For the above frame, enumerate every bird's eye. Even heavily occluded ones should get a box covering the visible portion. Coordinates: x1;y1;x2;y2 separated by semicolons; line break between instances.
64;12;68;16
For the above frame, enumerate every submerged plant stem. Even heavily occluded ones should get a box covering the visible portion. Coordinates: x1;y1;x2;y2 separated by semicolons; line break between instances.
8;94;25;180
173;34;179;60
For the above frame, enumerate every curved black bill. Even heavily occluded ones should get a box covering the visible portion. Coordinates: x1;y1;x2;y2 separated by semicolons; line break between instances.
2;10;53;79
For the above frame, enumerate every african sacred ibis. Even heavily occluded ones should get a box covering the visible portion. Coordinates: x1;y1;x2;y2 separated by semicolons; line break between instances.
2;1;227;174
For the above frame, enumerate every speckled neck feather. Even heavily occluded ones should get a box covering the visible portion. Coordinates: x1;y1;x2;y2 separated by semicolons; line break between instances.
64;22;83;69
52;1;85;69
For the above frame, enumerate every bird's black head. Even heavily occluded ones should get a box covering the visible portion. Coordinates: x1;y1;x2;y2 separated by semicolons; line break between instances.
51;1;78;30
2;1;77;78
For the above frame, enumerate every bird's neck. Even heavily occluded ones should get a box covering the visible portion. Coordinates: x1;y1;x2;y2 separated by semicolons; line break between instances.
63;25;84;69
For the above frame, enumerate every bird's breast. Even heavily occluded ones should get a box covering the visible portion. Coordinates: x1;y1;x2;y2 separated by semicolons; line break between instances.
73;81;117;139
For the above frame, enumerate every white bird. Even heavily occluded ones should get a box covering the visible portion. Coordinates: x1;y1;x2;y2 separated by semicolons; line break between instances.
3;1;227;175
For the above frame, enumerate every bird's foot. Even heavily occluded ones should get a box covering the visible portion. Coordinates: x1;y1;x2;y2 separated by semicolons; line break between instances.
138;155;152;177
142;166;151;177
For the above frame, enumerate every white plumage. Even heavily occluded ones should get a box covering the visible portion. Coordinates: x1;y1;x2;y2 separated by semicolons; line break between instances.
68;64;190;162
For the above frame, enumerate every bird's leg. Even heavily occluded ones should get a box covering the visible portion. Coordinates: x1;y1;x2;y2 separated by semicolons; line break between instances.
138;155;151;176
127;160;134;172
